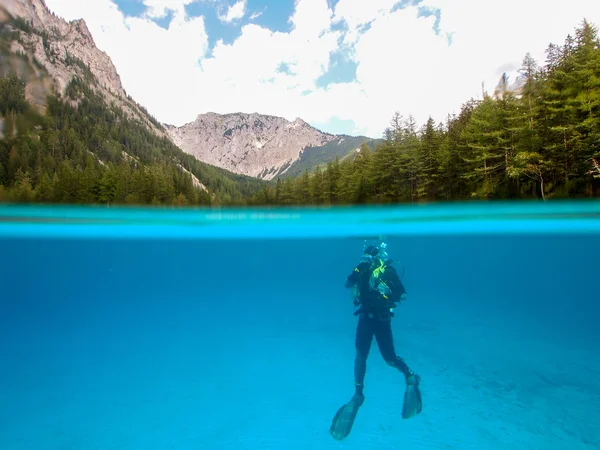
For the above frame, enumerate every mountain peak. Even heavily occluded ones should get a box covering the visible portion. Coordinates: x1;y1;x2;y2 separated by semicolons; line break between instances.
69;18;95;46
166;111;338;180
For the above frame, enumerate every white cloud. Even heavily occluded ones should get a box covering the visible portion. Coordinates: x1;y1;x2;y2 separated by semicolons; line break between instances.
141;0;198;19
43;0;600;138
333;0;397;28
249;10;264;20
352;11;452;133
288;0;332;39
197;0;341;119
332;0;398;46
416;0;600;121
218;0;247;23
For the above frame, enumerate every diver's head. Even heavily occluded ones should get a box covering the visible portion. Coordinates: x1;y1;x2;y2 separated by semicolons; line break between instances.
361;241;392;267
359;245;378;265
364;245;380;257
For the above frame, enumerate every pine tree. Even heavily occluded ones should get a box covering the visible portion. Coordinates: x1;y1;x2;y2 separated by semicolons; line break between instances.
309;165;324;204
416;117;442;200
13;168;35;202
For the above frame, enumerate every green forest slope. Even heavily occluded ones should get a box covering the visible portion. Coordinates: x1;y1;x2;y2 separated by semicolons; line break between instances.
0;14;266;206
276;135;382;180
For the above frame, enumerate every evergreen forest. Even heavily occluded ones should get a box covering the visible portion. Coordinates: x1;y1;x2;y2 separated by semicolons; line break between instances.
1;19;599;207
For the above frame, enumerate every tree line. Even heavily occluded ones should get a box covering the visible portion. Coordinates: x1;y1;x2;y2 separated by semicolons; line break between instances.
0;74;266;206
248;19;600;206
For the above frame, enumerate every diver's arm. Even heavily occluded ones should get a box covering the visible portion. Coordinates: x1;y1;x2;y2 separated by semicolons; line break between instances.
344;262;369;288
345;271;358;288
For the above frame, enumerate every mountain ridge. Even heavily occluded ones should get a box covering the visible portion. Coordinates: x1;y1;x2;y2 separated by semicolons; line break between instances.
164;111;377;180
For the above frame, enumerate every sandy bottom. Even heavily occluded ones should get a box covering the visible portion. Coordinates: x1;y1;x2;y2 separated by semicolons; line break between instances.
1;313;599;450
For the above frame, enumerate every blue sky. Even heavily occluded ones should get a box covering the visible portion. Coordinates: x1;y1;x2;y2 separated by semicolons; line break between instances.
112;0;309;52
110;0;442;88
114;1;330;34
44;0;600;137
111;0;363;91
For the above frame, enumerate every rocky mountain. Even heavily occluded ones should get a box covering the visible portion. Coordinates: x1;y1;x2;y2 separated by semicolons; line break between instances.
165;112;377;180
0;0;165;136
0;0;217;191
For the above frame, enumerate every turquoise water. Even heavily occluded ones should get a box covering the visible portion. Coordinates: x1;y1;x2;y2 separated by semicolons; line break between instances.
1;200;599;449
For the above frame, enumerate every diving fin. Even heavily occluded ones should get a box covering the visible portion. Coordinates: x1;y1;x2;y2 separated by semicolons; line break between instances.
329;393;365;441
402;374;422;419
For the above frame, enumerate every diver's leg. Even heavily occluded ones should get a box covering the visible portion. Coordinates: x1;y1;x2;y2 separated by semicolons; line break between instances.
354;314;374;396
374;319;414;379
330;315;372;441
374;319;423;419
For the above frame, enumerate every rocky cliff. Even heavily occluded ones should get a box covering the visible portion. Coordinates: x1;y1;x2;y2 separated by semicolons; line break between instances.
165;112;343;180
0;0;164;136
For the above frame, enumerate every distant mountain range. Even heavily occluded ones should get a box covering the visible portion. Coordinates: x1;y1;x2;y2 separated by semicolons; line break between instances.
2;0;380;183
165;113;380;181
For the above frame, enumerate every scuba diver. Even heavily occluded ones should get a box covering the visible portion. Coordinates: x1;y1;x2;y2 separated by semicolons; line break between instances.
330;240;422;441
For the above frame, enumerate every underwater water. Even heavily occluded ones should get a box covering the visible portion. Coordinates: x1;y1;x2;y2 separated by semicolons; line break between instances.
1;201;599;450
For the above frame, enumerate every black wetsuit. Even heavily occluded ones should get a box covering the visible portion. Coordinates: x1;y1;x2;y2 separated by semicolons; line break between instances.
345;260;413;395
